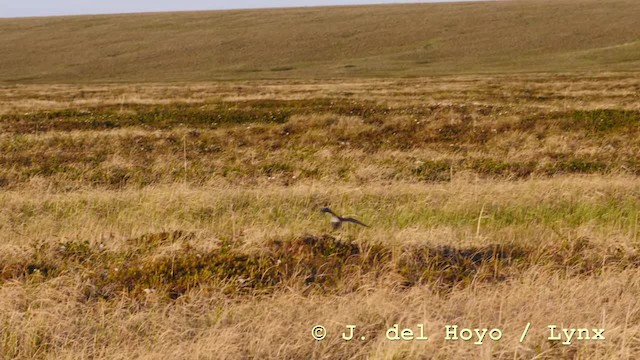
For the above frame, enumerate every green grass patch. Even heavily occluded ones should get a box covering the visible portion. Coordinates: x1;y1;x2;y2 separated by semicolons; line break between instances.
566;109;639;132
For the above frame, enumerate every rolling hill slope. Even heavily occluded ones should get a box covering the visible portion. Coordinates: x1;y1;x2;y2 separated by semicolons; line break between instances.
1;0;639;83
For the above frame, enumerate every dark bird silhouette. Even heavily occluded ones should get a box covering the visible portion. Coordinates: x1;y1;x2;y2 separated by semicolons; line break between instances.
320;207;369;230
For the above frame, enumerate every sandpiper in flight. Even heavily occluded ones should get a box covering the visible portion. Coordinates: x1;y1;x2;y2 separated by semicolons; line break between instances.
320;207;369;230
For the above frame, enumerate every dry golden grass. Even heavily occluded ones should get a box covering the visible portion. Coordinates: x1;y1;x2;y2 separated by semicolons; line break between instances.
1;73;639;359
2;178;640;359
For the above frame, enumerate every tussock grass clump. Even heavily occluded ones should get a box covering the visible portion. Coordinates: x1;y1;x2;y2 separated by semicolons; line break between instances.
466;158;537;179
519;109;640;134
411;160;452;182
396;243;528;288
566;109;640;132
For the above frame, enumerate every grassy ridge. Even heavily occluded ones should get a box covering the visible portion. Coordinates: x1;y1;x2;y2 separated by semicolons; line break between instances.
1;0;640;82
6;231;638;300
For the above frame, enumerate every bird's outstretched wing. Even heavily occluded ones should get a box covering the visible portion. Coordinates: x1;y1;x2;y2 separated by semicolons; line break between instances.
341;217;369;227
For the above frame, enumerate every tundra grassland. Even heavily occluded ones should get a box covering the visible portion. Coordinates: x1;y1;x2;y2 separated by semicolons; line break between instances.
2;0;640;82
1;74;640;359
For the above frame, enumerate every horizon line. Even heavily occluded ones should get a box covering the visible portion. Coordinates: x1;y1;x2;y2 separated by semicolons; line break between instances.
0;0;491;20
